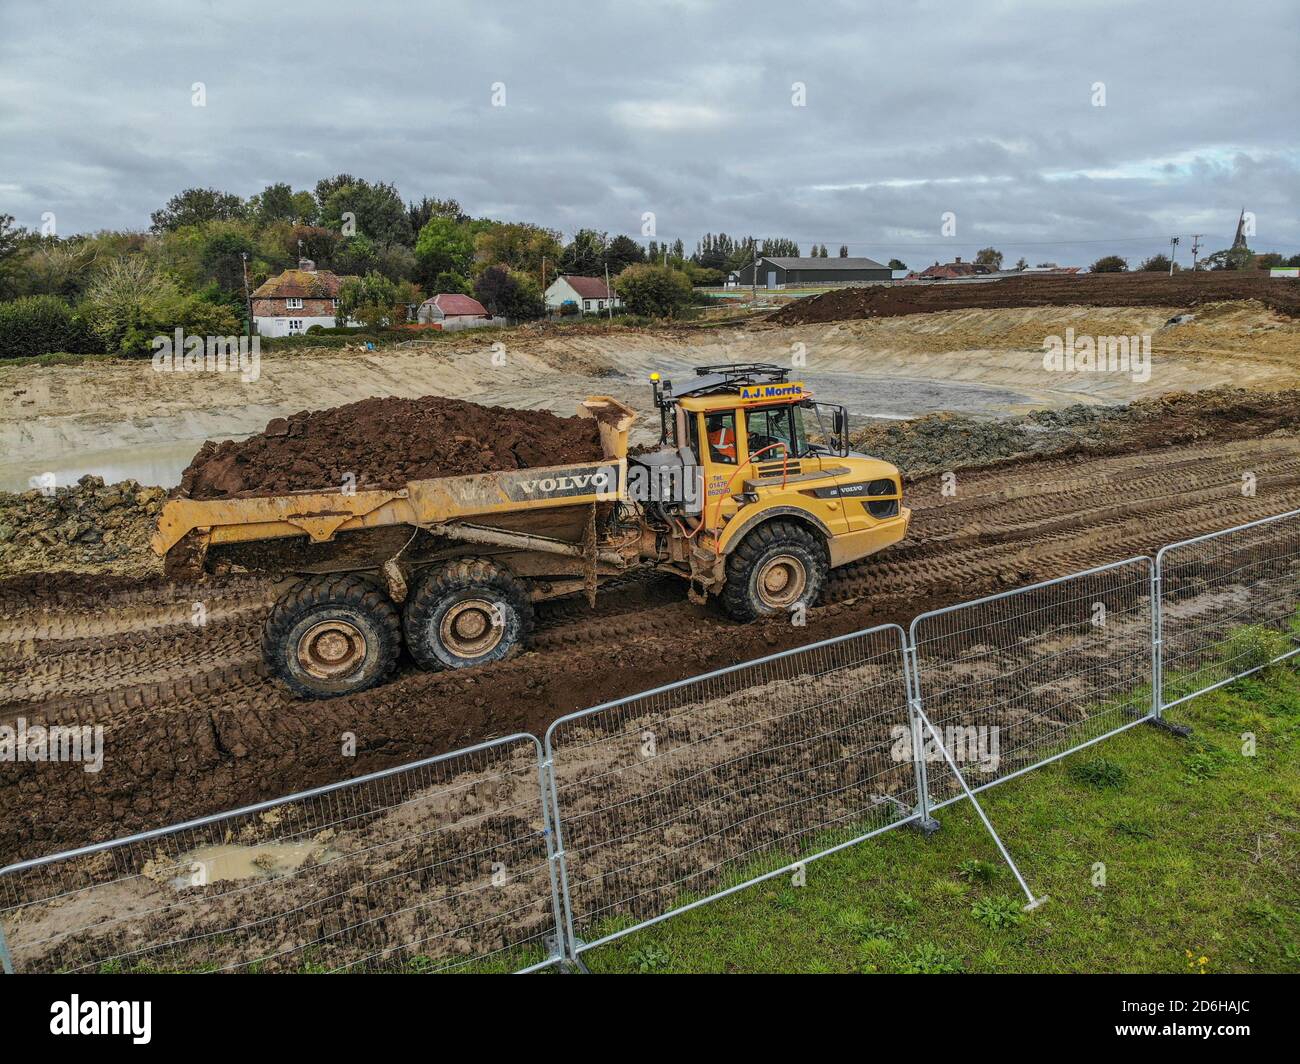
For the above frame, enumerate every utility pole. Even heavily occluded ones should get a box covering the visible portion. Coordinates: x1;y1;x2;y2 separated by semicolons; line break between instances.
751;241;760;302
604;262;613;321
1190;234;1204;271
1168;236;1179;276
241;252;252;343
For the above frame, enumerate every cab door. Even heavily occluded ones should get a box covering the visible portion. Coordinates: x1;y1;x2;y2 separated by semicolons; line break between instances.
740;404;858;538
696;408;744;532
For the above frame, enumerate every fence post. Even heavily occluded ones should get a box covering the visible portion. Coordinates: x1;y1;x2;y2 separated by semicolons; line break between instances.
0;921;14;974
535;750;572;972
904;637;940;835
541;737;588;972
1148;551;1193;737
1151;558;1163;721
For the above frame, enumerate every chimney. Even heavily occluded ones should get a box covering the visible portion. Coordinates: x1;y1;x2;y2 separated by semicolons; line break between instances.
954;256;962;264
298;257;316;272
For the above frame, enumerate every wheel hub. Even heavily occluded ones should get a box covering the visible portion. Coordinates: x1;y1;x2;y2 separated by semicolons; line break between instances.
440;599;505;658
756;554;807;609
297;619;368;679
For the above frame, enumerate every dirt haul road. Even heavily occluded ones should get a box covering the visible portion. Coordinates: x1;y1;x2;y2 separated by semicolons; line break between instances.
4;404;1300;862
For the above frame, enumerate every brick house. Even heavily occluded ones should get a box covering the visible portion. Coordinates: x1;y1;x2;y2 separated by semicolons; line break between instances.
251;259;358;337
910;256;994;280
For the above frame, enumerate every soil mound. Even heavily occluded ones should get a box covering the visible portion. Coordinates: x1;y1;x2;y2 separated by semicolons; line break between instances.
0;476;165;578
179;395;604;500
772;271;1300;326
850;387;1300;478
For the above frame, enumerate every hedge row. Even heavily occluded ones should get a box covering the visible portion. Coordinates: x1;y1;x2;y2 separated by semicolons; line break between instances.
0;296;102;359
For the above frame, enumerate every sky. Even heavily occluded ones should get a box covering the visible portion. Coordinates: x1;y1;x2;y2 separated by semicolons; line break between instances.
1;0;1297;270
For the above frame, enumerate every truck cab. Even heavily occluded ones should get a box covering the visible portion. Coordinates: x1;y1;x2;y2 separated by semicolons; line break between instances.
635;363;909;619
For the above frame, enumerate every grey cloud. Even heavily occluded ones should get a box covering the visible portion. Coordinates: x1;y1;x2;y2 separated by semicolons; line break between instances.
0;0;1296;267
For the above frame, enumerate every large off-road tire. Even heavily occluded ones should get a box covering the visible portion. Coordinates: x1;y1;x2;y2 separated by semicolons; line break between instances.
261;575;402;699
403;558;533;671
719;519;828;623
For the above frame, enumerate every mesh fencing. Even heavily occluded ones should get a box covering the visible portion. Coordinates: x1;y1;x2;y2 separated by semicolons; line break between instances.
544;624;918;953
1158;509;1300;721
6;512;1298;974
0;735;559;974
909;558;1156;805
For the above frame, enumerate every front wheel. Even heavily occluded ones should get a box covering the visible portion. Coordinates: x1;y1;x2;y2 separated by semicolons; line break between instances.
719;520;828;622
403;558;533;671
261;575;402;699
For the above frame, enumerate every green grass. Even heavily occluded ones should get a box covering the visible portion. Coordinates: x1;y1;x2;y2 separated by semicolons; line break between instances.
0;351;121;368
585;662;1300;974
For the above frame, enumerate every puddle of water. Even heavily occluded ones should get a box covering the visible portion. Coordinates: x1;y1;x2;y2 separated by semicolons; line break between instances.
0;436;247;494
170;841;336;888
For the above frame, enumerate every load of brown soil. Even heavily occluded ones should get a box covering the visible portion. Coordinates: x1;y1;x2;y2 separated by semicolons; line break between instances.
771;271;1300;326
178;395;604;500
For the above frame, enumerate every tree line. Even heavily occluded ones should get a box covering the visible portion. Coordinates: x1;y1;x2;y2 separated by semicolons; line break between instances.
0;178;812;356
4;179;1297;358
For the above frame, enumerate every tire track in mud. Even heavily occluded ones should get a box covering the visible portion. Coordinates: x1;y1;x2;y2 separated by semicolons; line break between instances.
4;433;1300;860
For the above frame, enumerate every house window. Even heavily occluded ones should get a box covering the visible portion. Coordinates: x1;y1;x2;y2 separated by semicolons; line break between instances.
286;297;303;310
331;298;339;309
288;319;304;334
583;300;592;310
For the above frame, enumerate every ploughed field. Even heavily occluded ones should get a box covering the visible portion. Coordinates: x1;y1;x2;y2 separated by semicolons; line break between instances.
4;390;1300;862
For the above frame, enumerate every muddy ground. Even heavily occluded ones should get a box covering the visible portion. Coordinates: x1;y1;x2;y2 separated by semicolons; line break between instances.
3;386;1300;864
4;558;1288;974
179;395;604;500
772;271;1300;325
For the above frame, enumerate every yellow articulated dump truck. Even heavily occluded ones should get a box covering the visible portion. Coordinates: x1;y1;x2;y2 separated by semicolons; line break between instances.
152;365;910;698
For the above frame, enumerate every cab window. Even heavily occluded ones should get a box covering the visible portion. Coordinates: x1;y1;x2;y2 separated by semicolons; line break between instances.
704;411;738;464
746;405;806;459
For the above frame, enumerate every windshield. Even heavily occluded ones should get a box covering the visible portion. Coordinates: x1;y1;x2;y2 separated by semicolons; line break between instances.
745;404;808;459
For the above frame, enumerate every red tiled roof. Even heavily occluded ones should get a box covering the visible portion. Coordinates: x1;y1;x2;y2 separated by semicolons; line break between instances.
560;275;615;299
915;261;991;279
251;268;351;299
429;293;487;316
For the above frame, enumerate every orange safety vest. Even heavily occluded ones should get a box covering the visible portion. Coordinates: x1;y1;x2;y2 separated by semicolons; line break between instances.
708;425;736;460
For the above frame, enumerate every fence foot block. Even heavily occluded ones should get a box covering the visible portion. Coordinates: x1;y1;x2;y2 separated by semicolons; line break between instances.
1146;716;1193;738
909;815;940;836
547;934;591;974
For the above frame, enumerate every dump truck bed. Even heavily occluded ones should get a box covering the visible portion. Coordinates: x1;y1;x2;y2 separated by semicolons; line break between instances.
152;396;635;562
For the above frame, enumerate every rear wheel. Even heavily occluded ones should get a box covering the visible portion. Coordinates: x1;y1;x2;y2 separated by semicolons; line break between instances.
262;575;401;699
720;520;828;622
403;558;533;671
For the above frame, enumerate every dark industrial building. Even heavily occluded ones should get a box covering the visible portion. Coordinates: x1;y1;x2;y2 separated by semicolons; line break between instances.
734;255;892;287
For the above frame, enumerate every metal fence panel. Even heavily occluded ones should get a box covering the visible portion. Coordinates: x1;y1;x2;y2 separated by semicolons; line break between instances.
910;558;1155;806
1157;509;1300;719
0;735;559;974
544;624;917;953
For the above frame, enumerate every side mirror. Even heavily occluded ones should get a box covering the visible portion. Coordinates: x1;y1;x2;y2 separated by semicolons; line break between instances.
833;408;846;437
